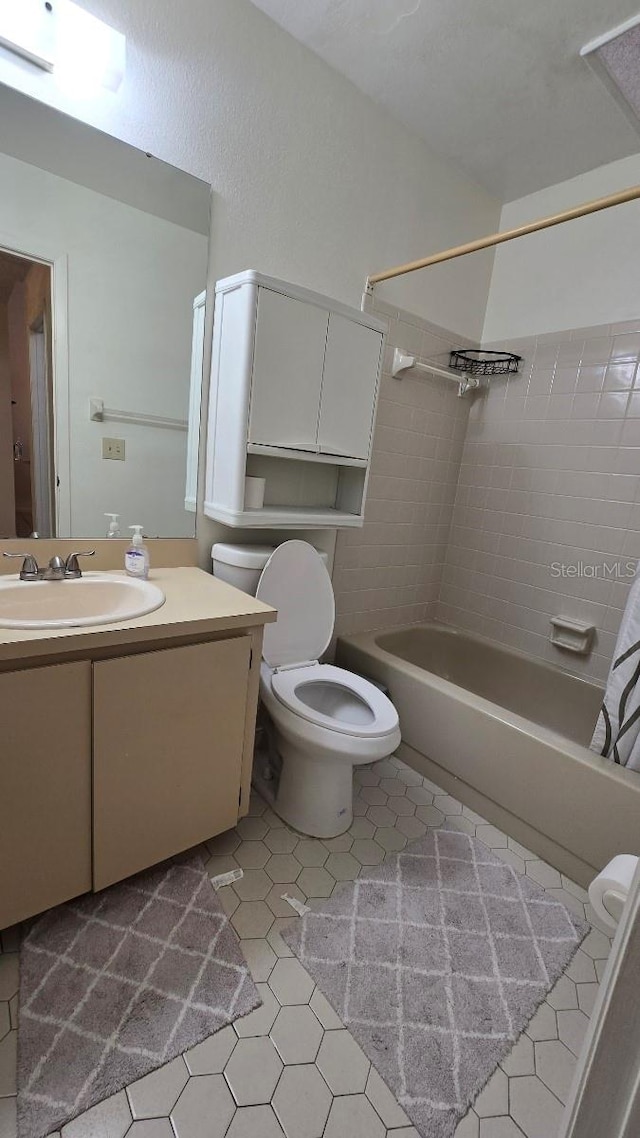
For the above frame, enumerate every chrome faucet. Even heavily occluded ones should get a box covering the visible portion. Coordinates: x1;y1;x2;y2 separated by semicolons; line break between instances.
43;555;66;581
3;550;96;581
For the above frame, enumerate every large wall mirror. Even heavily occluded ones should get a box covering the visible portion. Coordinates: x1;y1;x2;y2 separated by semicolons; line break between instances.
0;84;211;540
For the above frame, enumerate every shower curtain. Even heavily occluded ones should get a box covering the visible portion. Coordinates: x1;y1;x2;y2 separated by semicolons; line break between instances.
591;561;640;772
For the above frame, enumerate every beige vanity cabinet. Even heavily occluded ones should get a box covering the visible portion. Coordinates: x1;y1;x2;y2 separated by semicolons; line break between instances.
0;661;92;929
93;637;251;890
0;567;273;930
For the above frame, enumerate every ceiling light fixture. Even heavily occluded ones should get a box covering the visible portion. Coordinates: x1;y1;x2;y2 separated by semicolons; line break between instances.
0;0;125;93
581;13;640;135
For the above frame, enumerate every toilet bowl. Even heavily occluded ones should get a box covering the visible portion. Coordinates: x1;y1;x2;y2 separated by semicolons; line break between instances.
213;539;401;838
255;541;401;837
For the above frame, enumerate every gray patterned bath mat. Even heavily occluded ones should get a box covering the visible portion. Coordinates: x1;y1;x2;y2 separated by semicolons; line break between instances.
17;851;259;1138
283;827;588;1138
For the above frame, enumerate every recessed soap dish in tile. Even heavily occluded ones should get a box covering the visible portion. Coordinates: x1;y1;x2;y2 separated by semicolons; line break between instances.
550;617;595;655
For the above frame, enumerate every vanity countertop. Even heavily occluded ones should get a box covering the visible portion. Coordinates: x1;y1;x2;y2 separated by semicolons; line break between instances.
0;567;276;666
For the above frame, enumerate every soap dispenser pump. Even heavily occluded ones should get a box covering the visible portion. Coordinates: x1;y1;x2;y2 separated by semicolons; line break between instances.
105;512;120;538
125;525;150;579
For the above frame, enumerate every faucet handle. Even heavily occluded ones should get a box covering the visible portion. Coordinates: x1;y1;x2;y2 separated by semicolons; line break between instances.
64;550;96;578
3;552;40;581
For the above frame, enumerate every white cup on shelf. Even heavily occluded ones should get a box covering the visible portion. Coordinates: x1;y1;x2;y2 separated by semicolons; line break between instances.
244;476;266;510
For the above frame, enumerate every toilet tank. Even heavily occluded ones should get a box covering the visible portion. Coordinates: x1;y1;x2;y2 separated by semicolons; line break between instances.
212;542;329;596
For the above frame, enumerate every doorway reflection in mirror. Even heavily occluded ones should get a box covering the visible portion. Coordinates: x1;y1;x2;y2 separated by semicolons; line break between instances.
0;249;53;539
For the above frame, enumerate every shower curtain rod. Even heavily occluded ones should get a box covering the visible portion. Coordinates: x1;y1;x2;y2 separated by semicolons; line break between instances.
365;183;640;291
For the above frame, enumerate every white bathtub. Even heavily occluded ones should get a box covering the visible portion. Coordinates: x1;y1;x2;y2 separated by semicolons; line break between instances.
337;623;640;886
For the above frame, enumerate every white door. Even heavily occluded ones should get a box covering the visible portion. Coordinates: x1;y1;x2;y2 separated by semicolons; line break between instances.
28;325;53;536
559;865;640;1138
317;314;382;460
248;289;328;452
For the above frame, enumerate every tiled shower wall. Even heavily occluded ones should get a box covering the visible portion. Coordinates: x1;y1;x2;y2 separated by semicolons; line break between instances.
332;300;475;636
438;320;640;682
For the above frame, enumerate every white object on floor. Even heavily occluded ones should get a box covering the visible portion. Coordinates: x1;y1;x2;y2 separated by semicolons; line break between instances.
588;854;639;931
281;893;311;915
211;868;244;890
590;560;640;770
213;539;400;838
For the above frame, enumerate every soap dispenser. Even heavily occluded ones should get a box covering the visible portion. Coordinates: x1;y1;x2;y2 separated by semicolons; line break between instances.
105;512;121;538
125;525;150;579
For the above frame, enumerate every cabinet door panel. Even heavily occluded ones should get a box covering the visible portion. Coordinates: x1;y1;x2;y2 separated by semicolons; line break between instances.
318;315;382;460
93;638;250;890
248;289;328;451
0;661;92;928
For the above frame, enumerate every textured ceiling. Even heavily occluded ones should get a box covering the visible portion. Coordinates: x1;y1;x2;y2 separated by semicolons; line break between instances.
249;0;640;200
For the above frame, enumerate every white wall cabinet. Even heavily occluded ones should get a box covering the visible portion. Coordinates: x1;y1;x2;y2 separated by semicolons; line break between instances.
204;271;386;528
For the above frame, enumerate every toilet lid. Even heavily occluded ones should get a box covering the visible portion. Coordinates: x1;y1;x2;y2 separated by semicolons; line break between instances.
256;540;335;668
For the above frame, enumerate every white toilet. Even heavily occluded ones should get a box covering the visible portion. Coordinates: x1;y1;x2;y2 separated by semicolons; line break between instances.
212;540;401;838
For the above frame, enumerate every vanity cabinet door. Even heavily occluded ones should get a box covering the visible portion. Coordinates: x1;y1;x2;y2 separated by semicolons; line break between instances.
248;288;329;451
0;661;92;929
317;314;383;460
93;637;250;890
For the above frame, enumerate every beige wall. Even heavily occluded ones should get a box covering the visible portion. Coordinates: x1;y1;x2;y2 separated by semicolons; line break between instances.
483;153;640;342
0;0;502;564
0;0;499;344
0;538;199;573
438;319;640;682
332;301;475;637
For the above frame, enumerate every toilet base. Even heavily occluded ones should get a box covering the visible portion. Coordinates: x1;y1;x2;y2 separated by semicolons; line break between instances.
273;736;354;838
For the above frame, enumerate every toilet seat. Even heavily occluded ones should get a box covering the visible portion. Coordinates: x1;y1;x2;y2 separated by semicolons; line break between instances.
269;663;398;738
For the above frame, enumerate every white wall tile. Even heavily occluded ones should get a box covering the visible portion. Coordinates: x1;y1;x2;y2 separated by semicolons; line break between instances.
438;321;640;682
333;305;473;635
333;313;639;684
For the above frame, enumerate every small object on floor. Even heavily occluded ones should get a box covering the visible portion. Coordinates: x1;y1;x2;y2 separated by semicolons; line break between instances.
281;893;311;916
588;853;638;931
17;851;260;1138
211;867;244;890
283;825;589;1138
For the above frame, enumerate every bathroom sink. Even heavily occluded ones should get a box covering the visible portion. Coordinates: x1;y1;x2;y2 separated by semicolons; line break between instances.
0;574;165;629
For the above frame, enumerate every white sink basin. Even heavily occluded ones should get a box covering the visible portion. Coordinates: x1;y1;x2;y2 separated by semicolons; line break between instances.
0;573;165;629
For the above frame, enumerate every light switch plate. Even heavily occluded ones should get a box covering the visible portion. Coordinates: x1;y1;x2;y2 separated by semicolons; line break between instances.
102;437;125;461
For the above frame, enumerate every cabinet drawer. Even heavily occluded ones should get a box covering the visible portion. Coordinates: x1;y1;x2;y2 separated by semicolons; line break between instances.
93;637;251;890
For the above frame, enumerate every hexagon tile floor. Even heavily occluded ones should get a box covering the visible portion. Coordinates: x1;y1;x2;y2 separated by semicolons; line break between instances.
0;750;613;1138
